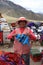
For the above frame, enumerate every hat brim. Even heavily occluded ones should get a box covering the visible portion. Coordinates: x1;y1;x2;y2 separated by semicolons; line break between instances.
17;20;28;24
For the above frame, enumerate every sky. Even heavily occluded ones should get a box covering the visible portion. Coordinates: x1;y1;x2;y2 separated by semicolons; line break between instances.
10;0;43;13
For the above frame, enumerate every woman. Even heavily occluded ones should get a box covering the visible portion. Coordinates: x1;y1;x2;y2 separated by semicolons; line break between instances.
0;13;6;22
7;17;37;65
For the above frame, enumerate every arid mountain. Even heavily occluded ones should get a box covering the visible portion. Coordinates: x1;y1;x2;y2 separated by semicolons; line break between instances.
0;0;43;20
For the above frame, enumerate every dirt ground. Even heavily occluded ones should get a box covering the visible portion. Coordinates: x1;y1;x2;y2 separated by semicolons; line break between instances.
0;44;41;65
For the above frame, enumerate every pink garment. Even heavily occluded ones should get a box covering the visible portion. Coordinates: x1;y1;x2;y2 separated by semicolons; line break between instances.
7;27;36;55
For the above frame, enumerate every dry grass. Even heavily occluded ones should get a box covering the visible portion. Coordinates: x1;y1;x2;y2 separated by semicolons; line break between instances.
2;14;43;23
3;14;18;23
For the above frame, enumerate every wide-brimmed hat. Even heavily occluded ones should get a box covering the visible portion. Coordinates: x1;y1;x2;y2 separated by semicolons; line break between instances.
17;17;28;24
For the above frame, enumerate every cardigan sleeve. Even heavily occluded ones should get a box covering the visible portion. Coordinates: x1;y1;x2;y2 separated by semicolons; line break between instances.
28;28;36;40
7;30;16;39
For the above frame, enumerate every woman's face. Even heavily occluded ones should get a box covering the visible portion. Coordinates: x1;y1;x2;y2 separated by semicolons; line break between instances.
18;21;26;27
42;24;43;26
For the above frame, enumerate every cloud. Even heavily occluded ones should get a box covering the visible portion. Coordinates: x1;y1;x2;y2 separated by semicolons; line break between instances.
10;0;43;13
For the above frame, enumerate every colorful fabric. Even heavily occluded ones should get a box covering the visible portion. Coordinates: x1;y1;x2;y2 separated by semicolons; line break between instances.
7;27;36;55
15;34;30;45
41;35;43;40
0;52;25;65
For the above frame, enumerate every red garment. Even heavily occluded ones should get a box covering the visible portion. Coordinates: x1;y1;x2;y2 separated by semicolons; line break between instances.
7;27;36;55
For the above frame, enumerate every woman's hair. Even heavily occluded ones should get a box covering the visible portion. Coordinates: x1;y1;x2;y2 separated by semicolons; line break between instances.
0;13;3;18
